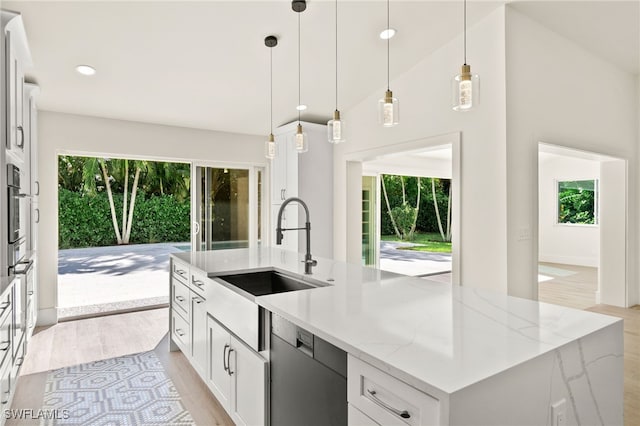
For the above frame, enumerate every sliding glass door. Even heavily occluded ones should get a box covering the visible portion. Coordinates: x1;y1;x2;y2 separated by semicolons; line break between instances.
194;166;263;251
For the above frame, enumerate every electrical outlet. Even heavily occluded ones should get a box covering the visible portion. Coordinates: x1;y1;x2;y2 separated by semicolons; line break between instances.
551;399;567;426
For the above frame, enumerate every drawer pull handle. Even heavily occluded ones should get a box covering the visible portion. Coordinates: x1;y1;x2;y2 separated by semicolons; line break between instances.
175;269;186;276
0;302;9;314
194;297;204;304
28;291;34;296
223;344;230;372
175;296;185;302
366;389;411;419
192;278;205;288
0;342;9;351
175;329;185;337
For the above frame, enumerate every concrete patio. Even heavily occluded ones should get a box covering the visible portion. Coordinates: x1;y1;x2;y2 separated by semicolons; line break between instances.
58;243;189;318
58;240;451;318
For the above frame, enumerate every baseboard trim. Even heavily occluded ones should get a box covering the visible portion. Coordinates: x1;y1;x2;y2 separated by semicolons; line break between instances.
36;307;58;326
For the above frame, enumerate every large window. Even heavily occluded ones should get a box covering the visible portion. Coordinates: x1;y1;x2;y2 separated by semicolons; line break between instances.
557;179;598;225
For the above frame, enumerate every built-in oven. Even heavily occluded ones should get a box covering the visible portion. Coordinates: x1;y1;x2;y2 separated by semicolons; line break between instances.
7;164;27;276
7;164;22;244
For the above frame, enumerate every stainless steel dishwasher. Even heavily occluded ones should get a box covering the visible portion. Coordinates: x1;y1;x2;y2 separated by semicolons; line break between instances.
270;313;347;426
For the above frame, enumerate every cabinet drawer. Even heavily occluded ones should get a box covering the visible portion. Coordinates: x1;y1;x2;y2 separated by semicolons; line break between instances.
172;259;189;285
348;356;439;426
0;312;11;368
173;281;190;317
171;309;190;351
0;290;11;325
189;271;207;296
349;404;380;426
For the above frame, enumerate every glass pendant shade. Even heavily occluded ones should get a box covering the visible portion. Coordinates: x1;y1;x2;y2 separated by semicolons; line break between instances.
295;124;308;153
378;90;399;127
453;64;479;111
265;133;277;159
327;110;346;144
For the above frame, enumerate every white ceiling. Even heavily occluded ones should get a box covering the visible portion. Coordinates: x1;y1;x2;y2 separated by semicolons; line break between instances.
3;1;638;136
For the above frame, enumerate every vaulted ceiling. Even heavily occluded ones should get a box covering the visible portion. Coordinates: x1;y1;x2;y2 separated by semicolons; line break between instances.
3;1;638;136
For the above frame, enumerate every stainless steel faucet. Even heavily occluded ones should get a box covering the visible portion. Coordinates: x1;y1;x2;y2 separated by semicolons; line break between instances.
276;197;317;274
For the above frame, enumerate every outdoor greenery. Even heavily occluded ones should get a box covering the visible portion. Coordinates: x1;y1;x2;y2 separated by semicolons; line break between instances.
381;233;452;253
557;180;597;225
380;175;451;241
58;156;190;249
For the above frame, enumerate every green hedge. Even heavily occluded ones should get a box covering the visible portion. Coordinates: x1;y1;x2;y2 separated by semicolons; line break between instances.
58;188;190;249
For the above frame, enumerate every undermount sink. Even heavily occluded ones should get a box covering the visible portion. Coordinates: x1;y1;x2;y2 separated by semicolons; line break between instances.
216;270;326;297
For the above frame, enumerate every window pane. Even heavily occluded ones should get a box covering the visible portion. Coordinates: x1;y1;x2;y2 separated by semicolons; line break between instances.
557;179;598;225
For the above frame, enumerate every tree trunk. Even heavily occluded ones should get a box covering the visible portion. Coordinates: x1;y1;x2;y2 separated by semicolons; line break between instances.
122;159;128;239
446;183;452;242
401;176;406;205
432;178;446;241
381;175;402;239
100;160;123;244
409;177;421;239
123;167;141;244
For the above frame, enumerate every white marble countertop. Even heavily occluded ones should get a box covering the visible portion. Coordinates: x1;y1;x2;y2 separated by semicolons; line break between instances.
173;248;620;396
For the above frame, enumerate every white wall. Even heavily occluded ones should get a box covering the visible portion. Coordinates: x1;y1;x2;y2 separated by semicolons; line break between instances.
38;111;265;324
538;153;600;267
506;8;639;304
334;8;508;292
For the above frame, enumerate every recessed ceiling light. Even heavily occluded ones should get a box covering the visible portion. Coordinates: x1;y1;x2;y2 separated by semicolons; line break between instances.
296;104;307;111
379;28;396;40
75;65;96;76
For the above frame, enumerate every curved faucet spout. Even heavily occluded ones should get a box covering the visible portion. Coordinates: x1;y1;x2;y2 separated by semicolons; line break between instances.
276;197;317;274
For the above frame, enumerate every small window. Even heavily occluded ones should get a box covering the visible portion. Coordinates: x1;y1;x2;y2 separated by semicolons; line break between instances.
557;179;598;225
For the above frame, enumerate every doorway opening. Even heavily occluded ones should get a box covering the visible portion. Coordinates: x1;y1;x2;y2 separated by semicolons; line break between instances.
359;140;457;283
57;155;191;320
537;143;627;309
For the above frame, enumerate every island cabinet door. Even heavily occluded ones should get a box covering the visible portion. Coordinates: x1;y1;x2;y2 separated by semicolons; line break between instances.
229;335;267;426
190;292;207;376
207;316;231;410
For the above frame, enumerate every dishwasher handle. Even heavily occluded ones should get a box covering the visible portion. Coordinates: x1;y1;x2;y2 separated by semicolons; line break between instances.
296;329;314;357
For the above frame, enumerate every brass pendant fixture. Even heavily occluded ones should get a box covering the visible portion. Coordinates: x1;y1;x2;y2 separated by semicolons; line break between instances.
453;0;479;111
294;1;308;153
264;35;278;160
378;0;399;127
327;0;346;144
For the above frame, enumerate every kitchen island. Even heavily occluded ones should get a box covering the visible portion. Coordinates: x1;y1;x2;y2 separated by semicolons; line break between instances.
170;248;623;426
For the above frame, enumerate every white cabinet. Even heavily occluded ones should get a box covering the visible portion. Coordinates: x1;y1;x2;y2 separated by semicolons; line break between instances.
269;121;334;258
206;316;267;426
2;11;32;163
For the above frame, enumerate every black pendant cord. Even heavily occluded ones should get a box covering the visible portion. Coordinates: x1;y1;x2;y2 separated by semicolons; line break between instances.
386;0;390;90
463;0;467;65
270;47;273;135
335;0;338;111
298;11;301;124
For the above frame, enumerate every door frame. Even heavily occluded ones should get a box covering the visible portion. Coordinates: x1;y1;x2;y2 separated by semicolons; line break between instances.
190;161;266;251
344;132;461;284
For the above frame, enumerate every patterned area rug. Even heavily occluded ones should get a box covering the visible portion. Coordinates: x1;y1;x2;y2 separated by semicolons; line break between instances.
41;351;195;425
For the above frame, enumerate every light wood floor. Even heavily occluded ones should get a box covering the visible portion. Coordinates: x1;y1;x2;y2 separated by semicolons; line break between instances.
10;308;233;426
538;262;598;309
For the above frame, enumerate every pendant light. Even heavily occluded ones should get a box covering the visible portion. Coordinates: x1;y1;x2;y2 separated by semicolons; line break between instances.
378;0;399;127
294;2;308;153
327;0;345;144
264;35;278;160
453;0;479;111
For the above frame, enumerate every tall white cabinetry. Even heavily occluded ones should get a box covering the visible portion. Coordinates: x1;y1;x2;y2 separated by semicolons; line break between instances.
1;10;37;423
269;121;334;258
